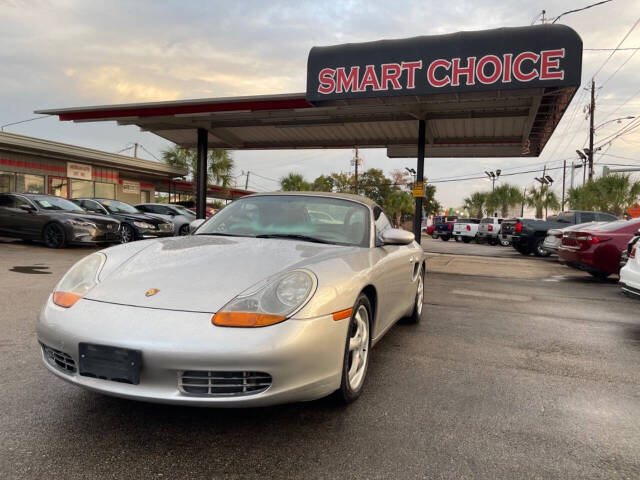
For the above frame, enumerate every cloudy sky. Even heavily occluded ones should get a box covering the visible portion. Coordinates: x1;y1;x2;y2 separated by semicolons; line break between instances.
2;0;640;207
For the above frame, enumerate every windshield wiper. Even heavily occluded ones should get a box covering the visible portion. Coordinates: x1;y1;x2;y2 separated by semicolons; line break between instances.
255;233;333;244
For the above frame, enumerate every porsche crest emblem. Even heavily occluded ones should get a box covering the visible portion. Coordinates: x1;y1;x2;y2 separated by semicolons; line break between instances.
145;288;160;297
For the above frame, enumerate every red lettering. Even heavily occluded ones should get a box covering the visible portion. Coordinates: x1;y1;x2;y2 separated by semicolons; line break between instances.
381;63;402;90
336;66;360;93
451;57;476;86
502;53;513;83
540;49;565;80
427;59;451;87
401;61;422;89
476;55;502;84
317;68;335;94
513;52;539;82
358;65;381;91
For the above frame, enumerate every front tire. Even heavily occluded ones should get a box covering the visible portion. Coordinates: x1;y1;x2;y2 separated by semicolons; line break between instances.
514;244;532;255
500;238;511;247
454;236;462;242
336;294;371;404
441;235;450;241
178;224;190;236
405;266;424;324
462;237;472;243
120;224;135;243
43;223;66;249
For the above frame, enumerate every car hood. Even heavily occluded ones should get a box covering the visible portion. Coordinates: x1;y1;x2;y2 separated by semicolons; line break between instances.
113;212;168;224
86;235;358;312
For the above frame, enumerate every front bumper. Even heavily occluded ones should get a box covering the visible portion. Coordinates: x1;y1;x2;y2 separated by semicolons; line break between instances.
37;297;348;406
135;227;174;239
67;225;121;244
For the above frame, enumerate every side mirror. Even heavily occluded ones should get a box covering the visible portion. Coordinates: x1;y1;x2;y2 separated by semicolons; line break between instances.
19;204;35;212
189;218;205;234
381;228;415;245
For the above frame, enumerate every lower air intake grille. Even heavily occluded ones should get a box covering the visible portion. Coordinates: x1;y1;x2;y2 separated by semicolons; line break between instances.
179;371;272;397
42;345;76;374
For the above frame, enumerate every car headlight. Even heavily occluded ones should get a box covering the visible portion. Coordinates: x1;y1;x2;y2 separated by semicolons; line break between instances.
133;221;154;229
52;252;106;308
212;270;316;327
66;219;97;228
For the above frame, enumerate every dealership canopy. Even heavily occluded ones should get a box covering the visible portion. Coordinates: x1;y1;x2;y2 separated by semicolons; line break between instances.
37;24;583;233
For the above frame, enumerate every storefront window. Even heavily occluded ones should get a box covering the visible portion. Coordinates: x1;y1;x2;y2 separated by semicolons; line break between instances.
16;173;45;194
48;176;68;198
95;182;115;199
70;179;94;198
0;172;15;193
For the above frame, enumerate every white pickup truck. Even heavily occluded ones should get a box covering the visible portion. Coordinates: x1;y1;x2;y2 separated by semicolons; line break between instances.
453;218;480;243
477;217;510;246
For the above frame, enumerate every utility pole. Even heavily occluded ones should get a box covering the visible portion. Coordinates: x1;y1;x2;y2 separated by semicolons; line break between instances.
562;160;566;210
133;143;138;158
353;148;361;194
588;79;595;181
244;171;250;190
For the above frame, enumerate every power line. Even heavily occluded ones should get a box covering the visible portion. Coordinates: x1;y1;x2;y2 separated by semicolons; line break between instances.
0;115;51;131
591;15;640;80
585;47;640;51
600;48;639;89
551;0;613;24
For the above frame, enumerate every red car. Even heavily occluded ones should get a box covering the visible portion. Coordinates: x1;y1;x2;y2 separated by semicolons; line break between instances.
558;218;640;279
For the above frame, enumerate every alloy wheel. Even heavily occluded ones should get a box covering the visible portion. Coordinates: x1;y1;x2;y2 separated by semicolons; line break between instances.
121;225;134;243
415;270;424;316
347;305;369;391
44;224;65;248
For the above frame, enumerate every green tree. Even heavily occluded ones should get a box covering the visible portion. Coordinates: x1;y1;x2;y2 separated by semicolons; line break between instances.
568;174;640;216
311;174;334;192
422;184;441;217
463;192;488;218
486;183;524;217
526;185;560;219
330;172;354;193
385;190;414;226
280;172;311;191
359;168;394;207
162;146;235;187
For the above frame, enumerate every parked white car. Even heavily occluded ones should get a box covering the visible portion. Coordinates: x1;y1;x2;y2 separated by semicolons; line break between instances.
620;232;640;299
453;218;480;243
477;217;508;246
542;222;603;255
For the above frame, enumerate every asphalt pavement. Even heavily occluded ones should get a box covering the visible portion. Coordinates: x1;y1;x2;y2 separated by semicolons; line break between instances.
1;237;639;479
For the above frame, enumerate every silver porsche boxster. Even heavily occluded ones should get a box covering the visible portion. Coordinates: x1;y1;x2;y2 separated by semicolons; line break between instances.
37;192;426;406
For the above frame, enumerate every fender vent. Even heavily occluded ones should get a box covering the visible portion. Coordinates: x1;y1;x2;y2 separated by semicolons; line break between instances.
42;345;76;374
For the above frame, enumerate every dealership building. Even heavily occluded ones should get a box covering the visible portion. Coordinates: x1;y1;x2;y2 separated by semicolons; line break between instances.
0;131;253;204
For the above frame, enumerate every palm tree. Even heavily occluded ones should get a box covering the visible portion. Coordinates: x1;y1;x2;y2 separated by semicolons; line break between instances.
161;146;235;187
463;192;488;218
486;183;524;217
385;190;414;226
280;173;311;191
526;185;560;219
568;174;640;216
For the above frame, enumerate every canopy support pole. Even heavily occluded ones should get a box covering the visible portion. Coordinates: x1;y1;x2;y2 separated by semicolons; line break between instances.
196;128;208;219
413;119;426;243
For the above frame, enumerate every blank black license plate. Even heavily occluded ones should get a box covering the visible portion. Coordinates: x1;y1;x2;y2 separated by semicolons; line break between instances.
79;343;142;385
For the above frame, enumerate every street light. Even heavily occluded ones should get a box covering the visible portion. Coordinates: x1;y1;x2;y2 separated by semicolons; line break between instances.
485;170;501;190
594;116;635;131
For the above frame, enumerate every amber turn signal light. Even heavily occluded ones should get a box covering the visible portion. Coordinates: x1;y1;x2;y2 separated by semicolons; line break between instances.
332;308;353;321
212;312;287;328
52;291;82;308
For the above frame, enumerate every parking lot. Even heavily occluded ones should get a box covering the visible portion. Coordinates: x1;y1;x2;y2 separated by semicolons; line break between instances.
1;237;639;479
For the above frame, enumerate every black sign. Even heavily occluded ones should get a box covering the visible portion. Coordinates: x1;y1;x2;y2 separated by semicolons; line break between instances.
306;24;582;103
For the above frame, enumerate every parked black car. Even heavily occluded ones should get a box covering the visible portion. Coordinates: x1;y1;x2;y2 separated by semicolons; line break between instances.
0;193;121;248
71;198;174;243
501;210;618;257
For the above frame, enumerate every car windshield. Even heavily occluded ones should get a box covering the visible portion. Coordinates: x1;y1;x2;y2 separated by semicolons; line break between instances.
31;196;84;212
100;199;140;214
195;195;370;247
